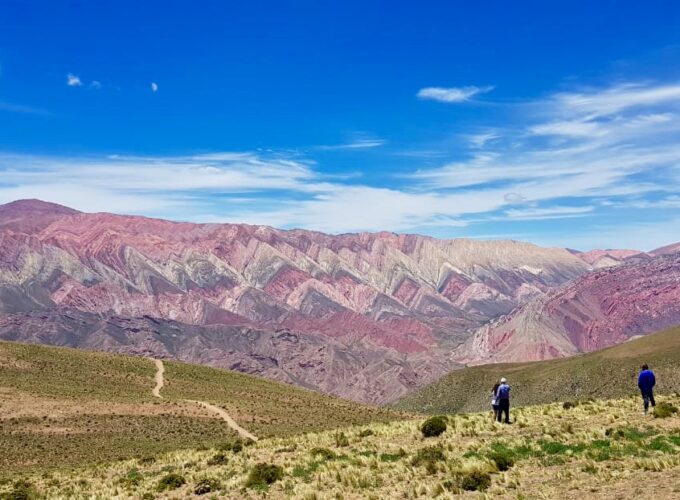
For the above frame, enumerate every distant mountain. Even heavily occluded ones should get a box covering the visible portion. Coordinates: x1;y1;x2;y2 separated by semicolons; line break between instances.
0;199;591;403
652;241;680;256
458;253;680;365
395;324;680;414
569;248;650;268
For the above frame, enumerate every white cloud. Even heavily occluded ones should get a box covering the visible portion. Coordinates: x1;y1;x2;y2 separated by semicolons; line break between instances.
417;85;494;103
67;73;82;87
90;80;102;89
151;82;158;92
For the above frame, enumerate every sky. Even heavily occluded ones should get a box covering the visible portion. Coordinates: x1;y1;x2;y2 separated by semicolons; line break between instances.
1;1;680;251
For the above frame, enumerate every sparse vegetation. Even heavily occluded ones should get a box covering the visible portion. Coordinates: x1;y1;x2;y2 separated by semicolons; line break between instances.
3;394;680;498
4;337;680;498
0;340;402;477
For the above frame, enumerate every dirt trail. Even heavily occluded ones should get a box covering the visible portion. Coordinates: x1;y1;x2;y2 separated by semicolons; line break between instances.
151;358;164;398
188;400;258;441
150;358;258;441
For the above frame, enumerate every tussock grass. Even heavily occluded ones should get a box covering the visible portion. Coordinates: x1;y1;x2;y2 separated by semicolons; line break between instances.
4;393;680;498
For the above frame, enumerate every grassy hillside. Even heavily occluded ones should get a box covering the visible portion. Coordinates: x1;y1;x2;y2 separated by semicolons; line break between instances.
0;341;401;477
395;325;680;414
3;394;680;498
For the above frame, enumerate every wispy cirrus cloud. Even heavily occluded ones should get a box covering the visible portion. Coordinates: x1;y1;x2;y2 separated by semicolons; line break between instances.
316;138;386;151
417;85;494;103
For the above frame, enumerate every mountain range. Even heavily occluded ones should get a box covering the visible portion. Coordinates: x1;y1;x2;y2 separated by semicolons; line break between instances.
0;199;678;403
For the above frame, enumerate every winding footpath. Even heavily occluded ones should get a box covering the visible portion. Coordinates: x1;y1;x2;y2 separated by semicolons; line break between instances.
149;358;258;441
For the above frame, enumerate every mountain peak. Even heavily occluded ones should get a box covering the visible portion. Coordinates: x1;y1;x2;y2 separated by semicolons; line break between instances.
0;198;81;214
0;199;81;233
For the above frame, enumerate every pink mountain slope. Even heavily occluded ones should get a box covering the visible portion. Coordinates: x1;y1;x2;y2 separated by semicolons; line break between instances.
459;253;680;365
0;199;591;403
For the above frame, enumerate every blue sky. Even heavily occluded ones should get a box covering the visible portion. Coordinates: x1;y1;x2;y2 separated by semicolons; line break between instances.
1;1;680;250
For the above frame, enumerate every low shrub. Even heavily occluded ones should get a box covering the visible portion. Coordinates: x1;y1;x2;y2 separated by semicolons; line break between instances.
653;402;678;419
245;463;284;489
156;473;186;492
456;470;491;491
194;477;221;495
412;444;446;466
420;416;447;438
487;449;515;471
218;438;248;453
206;452;228;466
562;401;577;410
310;447;337;460
358;429;375;438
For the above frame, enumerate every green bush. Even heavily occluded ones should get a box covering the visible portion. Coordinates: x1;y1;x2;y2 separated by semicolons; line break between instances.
487;449;515;471
219;438;250;453
310;447;337;460
456;470;491;491
194;477;221;495
245;463;284;489
653;402;678;419
420;416;447;438
156;473;186;492
412;444;446;466
206;452;228;466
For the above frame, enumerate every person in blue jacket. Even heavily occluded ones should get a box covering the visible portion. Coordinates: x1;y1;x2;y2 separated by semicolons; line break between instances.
496;377;511;424
638;364;656;415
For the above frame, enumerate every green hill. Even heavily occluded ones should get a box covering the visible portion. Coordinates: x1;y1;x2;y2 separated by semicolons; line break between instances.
394;325;680;414
0;341;401;477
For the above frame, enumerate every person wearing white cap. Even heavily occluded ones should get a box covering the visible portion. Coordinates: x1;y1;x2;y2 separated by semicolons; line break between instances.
496;377;511;424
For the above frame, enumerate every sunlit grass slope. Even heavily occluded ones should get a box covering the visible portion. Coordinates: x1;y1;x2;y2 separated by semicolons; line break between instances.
395;325;680;414
3;394;680;498
0;341;401;477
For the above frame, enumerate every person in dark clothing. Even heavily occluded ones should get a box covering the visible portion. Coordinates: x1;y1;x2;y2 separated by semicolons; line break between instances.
491;382;501;422
496;377;511;424
638;364;656;415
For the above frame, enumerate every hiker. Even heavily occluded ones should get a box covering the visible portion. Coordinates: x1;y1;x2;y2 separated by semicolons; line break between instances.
491;381;501;422
496;377;511;424
638;364;656;415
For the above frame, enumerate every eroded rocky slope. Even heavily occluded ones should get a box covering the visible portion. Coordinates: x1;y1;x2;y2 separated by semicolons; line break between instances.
459;253;680;364
0;200;591;402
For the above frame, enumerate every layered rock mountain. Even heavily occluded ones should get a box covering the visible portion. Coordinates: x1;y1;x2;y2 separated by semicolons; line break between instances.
0;199;592;403
459;253;680;365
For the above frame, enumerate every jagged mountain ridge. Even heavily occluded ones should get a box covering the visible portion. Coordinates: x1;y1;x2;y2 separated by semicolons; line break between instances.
0;199;592;403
